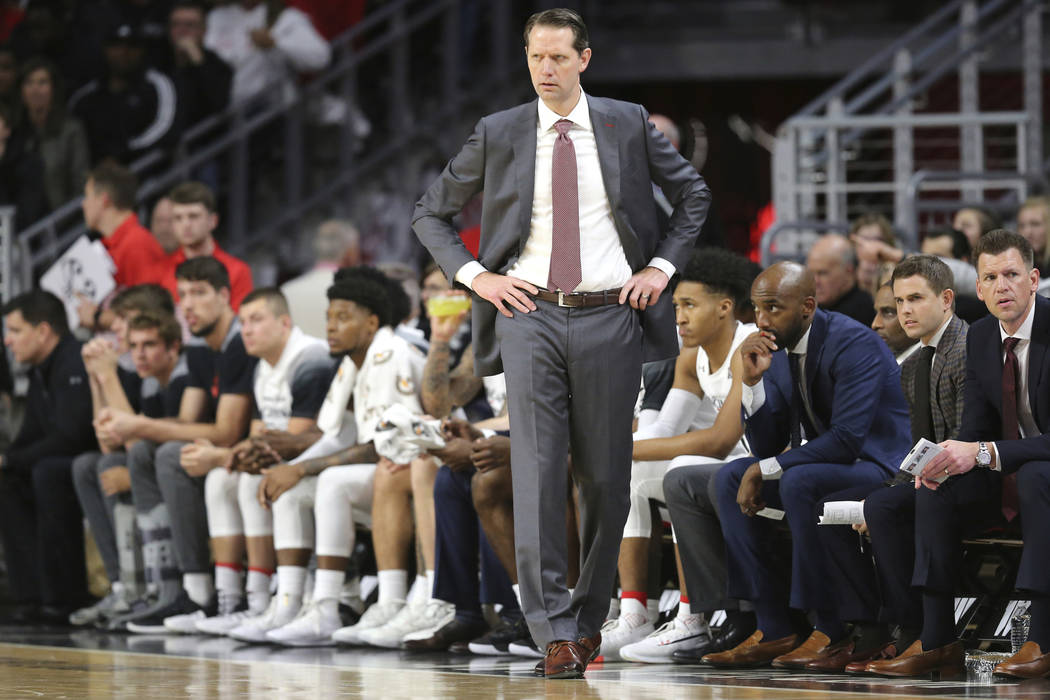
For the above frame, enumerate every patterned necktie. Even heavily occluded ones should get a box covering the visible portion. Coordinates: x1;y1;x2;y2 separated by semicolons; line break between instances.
1001;336;1020;521
788;353;803;449
548;119;582;293
912;346;936;442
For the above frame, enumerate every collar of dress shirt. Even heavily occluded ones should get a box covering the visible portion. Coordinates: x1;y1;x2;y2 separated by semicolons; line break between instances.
897;342;921;364
537;90;592;133
789;323;812;356
923;313;954;349
1000;296;1035;343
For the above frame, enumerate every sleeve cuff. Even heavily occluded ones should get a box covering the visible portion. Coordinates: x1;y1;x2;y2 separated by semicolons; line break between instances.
759;456;783;480
648;257;676;279
989;442;1001;472
741;379;766;416
480;428;497;439
454;261;488;289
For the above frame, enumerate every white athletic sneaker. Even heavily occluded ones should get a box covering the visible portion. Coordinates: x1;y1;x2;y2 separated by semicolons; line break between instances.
165;591;239;634
598;612;654;660
331;600;405;646
69;582;135;626
265;600;341;647
228;593;302;643
619;615;712;663
195;606;263;636
376;600;456;648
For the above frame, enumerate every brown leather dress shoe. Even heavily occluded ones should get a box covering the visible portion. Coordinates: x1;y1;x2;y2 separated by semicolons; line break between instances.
771;630;833;669
994;641;1050;679
534;632;602;676
702;630;800;668
545;640;587;679
863;639;964;679
805;638;895;673
844;640;899;674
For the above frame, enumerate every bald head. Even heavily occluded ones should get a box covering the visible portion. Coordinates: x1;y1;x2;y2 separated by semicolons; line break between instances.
806;233;858;306
751;261;817;350
648;113;680;150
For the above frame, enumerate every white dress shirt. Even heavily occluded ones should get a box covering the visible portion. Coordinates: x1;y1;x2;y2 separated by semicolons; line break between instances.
455;91;675;291
991;299;1039;469
896;342;921;365
739;325;814;480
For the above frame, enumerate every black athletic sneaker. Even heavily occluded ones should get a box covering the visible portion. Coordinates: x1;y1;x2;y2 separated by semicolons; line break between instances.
469;616;529;656
126;591;216;634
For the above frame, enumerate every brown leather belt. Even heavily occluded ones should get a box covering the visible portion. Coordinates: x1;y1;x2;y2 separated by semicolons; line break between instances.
532;288;623;308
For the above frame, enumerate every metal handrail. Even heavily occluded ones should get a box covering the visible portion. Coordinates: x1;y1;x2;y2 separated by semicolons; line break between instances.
902;169;1048;235
759;220;850;268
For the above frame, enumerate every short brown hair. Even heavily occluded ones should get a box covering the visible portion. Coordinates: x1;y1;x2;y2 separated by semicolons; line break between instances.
972;229;1034;271
110;284;175;317
127;310;182;349
169;181;217;213
241;287;289;318
849;212;897;247
89;160;138;210
524;8;589;54
890;254;955;295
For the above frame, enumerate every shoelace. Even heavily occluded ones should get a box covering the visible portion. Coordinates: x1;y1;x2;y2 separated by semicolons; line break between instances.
217;591;241;617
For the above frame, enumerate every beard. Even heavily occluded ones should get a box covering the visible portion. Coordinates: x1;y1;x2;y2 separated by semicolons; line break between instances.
191;318;219;338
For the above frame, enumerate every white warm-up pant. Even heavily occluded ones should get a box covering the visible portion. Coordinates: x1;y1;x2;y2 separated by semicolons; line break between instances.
271;464;375;556
204;469;273;538
622;454;723;539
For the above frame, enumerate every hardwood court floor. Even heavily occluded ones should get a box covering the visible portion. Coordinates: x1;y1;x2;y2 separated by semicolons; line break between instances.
1;628;1050;699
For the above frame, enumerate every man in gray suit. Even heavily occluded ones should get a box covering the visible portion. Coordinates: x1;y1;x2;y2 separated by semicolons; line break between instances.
412;8;709;679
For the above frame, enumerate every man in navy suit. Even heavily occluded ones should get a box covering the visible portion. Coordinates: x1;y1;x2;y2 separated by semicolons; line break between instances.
702;261;911;668
863;230;1050;679
412;8;709;678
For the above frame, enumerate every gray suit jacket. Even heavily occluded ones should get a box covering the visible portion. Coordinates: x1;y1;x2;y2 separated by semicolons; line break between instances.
900;313;968;443
412;95;711;376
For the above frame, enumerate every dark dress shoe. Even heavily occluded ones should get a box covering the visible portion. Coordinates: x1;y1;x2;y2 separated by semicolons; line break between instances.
37;604;79;626
806;638;895;672
403;618;490;651
994;641;1050;679
771;630;834;669
671;613;757;664
844;639;902;673
864;639;964;679
545;640;587;679
534;632;602;676
703;630;800;668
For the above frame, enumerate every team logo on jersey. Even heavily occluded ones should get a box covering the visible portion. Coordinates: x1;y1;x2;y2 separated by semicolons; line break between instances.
373;349;393;364
397;376;415;395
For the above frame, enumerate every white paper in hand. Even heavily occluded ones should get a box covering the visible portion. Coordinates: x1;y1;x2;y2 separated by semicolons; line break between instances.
898;437;947;483
818;500;866;525
39;236;117;330
756;507;785;520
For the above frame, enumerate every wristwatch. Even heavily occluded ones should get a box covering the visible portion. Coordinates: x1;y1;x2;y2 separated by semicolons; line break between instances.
976;442;992;468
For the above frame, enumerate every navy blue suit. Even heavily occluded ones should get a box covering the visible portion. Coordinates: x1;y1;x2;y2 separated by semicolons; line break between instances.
716;309;911;617
913;295;1050;601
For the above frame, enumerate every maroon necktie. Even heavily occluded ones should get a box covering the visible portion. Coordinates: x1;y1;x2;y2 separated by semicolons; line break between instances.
1001;336;1020;521
548;119;582;293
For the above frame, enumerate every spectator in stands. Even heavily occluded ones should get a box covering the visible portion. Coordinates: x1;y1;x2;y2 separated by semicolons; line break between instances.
69;22;179;166
703;262;909;670
0;290;96;621
149;195;179;254
286;0;364;40
871;282;920;364
0;44;17;113
806;233;875;325
811;255;967;673
96;257;256;632
607;250;757;664
952;205;998;250
1017;195;1050;275
920;227;971;262
83;161;168;289
161;181;253;310
160;1;233;130
164;287;331;636
204;0;331;107
849;213;897;298
865;231;1048;679
69;309;190;627
0;100;47;231
280;219;359;339
17;57;89;210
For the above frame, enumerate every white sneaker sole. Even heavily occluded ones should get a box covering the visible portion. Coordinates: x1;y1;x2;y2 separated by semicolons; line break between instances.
619;634;711;664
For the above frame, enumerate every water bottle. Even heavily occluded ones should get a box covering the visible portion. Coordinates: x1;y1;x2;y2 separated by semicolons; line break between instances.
1011;601;1031;654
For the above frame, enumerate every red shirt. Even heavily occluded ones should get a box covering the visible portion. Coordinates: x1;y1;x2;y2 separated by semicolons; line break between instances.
101;214;169;287
161;244;254;311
